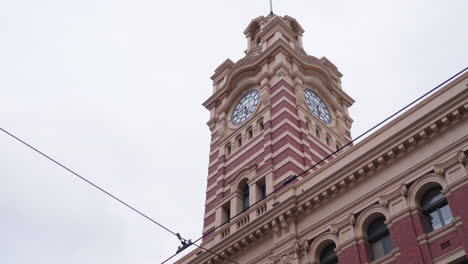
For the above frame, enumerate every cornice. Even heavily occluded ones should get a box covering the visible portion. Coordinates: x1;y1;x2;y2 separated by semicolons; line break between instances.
243;16;266;35
434;150;467;175
203;38;345;110
188;77;467;264
256;16;299;42
416;216;463;245
211;59;235;81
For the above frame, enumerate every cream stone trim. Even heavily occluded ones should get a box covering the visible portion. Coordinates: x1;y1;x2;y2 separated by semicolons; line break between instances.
307;232;338;263
369;248;400;264
271;129;303;146
269;83;296;100
270;116;301;133
407;172;447;209
271;104;299;121
355;204;390;238
223;77;263;113
433;150;467;175
417;216;462;245
216;106;270;147
270;92;296;109
221;149;265;181
271;142;307;162
433;246;466;264
230;163;258;193
203;39;339;108
269;117;337;162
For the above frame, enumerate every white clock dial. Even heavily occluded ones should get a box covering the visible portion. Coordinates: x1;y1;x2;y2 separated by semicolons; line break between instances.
304;89;332;124
231;90;260;126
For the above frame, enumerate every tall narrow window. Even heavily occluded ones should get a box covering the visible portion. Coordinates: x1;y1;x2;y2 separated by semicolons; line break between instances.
242;184;250;211
248;127;253;139
237;136;243;147
260;183;266;200
222;203;231;224
421;187;453;232
259;120;264;131
226;144;231;155
367;217;393;261
316;127;321;138
326;136;331;146
320;243;338;264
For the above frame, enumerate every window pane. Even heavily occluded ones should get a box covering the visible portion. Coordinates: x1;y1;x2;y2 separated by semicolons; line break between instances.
440;205;453;225
320;243;338;264
428;210;443;231
242;185;249;211
382;235;393;254
371;240;385;260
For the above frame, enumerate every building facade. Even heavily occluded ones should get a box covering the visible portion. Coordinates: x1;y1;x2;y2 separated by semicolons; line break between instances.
176;14;468;264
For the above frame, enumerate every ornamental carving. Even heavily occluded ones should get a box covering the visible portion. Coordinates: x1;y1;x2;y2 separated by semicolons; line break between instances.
274;252;297;264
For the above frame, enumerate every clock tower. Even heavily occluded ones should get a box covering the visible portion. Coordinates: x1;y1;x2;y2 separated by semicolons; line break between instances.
201;15;354;246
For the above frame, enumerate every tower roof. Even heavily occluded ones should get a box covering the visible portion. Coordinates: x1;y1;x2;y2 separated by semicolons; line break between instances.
243;15;305;37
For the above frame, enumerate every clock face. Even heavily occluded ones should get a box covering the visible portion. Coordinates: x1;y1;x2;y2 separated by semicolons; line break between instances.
304;89;332;124
231;90;260;126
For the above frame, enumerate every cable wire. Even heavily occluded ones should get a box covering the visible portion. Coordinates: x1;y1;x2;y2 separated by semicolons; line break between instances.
0;127;240;264
160;67;467;263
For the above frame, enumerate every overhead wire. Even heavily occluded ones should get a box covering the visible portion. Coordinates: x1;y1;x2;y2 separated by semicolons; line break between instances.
160;67;467;263
3;68;465;264
0;127;240;264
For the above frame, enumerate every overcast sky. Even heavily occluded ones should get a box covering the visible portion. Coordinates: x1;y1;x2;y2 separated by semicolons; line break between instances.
1;0;467;263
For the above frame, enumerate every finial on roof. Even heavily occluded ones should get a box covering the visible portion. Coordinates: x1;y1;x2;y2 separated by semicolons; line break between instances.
269;0;275;16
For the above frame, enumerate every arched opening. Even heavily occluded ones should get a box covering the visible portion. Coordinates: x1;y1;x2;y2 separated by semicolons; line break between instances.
320;242;338;264
367;216;393;261
242;183;249;211
420;186;453;232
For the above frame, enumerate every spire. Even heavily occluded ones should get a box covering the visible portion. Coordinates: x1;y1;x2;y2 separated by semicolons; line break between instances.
269;0;275;16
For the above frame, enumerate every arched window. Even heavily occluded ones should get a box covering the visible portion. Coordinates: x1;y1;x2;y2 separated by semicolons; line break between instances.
242;184;249;211
320;243;338;264
367;217;393;261
421;187;453;232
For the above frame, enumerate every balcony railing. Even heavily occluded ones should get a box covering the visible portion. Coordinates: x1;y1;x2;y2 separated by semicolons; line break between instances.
217;199;270;241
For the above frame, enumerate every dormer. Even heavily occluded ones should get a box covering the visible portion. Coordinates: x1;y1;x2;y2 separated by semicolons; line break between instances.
244;15;305;56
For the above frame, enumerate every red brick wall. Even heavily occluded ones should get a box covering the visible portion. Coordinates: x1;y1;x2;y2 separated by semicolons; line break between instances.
202;79;352;241
336;184;468;263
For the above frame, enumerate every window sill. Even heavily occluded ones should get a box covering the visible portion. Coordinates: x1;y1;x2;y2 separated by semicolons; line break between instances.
369;248;400;264
417;216;462;245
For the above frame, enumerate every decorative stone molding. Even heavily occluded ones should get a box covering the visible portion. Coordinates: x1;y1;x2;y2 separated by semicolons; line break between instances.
407;172;447;209
330;214;355;234
276;67;288;78
211;102;467;263
274;252;297;264
432;246;466;264
307;232;338;264
378;184;408;206
230;163;258;193
433;150;468;194
416;216;462;245
369;248;400;264
355;204;390;238
377;184;411;225
191;45;468;264
295;239;310;259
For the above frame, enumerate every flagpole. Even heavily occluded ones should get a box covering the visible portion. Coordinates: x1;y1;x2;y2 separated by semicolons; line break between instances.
269;0;274;16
